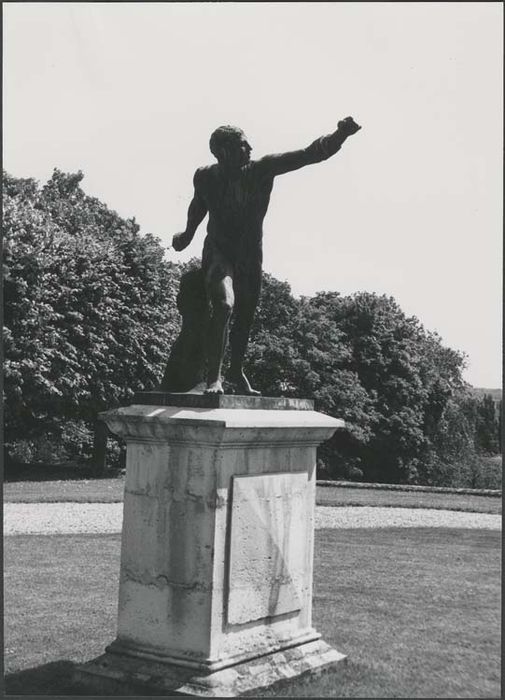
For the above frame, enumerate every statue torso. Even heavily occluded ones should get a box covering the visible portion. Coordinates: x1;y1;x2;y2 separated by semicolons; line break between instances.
197;163;274;263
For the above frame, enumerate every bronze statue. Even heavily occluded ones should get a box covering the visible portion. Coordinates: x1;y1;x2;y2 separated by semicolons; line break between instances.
167;117;361;395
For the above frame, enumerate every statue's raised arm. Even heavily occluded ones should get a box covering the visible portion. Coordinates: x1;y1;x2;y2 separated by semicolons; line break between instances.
256;117;361;178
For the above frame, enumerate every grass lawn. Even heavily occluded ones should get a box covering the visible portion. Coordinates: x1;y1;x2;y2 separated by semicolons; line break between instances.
4;478;502;513
4;527;501;697
317;486;502;514
3;478;125;503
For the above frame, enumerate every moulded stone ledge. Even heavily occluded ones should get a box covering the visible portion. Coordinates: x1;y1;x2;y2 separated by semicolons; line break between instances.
106;627;322;673
75;638;347;696
100;405;344;447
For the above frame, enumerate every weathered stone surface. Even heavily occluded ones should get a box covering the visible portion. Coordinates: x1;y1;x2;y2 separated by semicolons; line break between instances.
134;391;314;411
228;472;308;625
74;638;347;697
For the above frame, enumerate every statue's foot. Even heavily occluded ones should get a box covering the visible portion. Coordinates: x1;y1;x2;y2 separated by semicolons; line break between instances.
204;380;224;395
227;369;261;396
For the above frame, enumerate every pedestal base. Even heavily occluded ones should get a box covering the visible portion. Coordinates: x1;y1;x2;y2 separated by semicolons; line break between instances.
74;639;346;696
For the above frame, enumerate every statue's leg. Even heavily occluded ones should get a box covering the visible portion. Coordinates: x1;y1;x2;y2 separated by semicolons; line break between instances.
228;268;262;396
204;261;234;395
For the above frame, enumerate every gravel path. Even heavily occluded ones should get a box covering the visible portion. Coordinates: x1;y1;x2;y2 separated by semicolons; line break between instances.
3;503;501;536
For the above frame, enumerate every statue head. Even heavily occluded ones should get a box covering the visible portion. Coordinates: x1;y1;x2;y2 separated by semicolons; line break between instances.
209;125;252;167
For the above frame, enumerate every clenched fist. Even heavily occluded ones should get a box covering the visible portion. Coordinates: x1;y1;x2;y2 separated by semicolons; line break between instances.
172;232;191;252
337;116;361;136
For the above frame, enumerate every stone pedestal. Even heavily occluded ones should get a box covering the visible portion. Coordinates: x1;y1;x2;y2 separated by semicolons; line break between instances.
75;394;347;696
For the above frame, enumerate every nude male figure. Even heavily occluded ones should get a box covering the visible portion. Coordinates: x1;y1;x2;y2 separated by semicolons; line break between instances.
172;117;361;395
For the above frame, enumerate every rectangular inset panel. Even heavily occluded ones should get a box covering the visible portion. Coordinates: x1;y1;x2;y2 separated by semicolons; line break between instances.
227;472;308;625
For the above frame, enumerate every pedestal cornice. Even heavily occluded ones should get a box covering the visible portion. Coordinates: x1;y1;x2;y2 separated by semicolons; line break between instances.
100;404;344;447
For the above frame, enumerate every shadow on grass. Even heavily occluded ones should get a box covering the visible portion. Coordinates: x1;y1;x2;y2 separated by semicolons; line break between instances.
5;660;185;697
5;659;394;698
4;660;82;696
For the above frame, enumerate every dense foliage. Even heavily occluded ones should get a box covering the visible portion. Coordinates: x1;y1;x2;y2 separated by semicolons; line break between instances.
3;169;181;464
4;169;501;486
246;278;501;486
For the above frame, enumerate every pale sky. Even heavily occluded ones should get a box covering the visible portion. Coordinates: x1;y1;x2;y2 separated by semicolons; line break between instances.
3;2;503;387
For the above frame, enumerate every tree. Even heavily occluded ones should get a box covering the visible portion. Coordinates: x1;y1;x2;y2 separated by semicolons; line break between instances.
247;284;469;484
474;393;500;454
244;274;303;396
3;169;181;465
498;399;503;454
